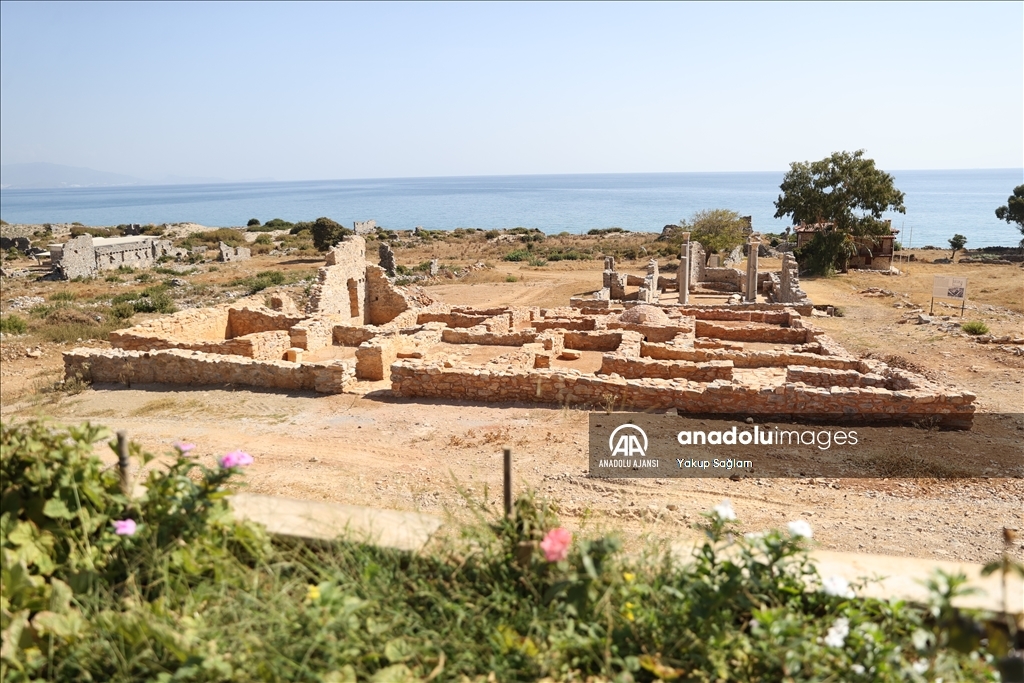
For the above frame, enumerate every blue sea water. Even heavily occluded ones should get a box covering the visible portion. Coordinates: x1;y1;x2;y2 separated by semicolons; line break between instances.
1;169;1021;248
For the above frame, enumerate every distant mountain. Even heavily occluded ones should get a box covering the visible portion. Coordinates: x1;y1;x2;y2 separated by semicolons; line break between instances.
0;162;144;189
0;163;232;189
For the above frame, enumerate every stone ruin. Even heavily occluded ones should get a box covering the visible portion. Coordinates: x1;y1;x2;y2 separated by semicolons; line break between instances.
218;242;251;262
48;233;187;280
354;220;377;235
573;234;809;310
64;233;976;426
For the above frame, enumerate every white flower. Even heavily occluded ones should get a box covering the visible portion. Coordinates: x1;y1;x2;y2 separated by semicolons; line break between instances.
744;531;765;541
912;660;929;674
851;664;865;675
822;575;855;598
788;519;813;538
712;500;737;521
749;618;760;629
823;617;849;648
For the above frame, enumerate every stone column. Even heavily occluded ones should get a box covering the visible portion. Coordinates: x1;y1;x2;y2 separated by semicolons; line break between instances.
779;253;792;301
678;233;691;305
745;236;759;303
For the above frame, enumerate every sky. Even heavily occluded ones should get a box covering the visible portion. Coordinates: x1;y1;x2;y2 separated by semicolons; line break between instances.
1;2;1021;181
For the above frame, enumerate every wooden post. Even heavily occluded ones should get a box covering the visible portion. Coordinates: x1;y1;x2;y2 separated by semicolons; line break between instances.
116;430;130;495
503;448;512;519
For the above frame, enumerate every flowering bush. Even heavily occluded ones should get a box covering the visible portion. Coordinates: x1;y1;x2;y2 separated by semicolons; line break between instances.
0;421;1013;682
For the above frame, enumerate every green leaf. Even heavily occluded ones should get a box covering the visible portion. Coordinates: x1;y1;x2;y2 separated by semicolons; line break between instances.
385;637;415;663
42;498;74;520
369;664;419;683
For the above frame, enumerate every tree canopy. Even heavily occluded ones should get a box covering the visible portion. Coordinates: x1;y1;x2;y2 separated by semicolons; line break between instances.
678;209;749;263
948;234;967;259
310;217;353;252
994;184;1024;246
774;150;905;274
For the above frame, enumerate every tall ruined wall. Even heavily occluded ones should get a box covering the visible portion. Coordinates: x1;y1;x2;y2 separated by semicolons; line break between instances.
307;237;367;322
56;234;97;279
366;265;412;325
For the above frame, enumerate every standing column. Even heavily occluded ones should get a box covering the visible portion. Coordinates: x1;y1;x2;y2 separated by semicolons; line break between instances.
678;233;691;305
745;236;759;303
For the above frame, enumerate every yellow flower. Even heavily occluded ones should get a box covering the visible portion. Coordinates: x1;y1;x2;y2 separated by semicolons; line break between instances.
623;601;635;622
306;584;321;602
623;572;635;583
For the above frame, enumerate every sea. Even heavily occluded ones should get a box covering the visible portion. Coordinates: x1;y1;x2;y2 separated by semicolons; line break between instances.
2;168;1021;248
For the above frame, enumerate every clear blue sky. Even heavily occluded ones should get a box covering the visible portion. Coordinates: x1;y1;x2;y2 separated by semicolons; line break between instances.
1;1;1021;181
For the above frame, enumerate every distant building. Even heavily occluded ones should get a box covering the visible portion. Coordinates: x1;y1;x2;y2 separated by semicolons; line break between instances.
794;220;897;271
48;234;185;279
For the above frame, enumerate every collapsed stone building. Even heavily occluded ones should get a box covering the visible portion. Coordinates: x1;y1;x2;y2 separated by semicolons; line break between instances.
65;234;976;426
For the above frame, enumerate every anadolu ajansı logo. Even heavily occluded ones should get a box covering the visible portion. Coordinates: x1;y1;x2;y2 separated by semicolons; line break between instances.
608;423;648;458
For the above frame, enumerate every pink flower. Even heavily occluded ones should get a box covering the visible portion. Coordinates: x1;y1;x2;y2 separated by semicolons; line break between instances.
540;527;572;562
219;450;254;468
113;519;137;536
174;442;196;454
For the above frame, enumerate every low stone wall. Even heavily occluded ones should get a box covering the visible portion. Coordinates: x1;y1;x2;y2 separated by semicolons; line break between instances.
356;335;415;381
417;312;491;328
334;325;378;347
110;307;231;349
213;330;292;360
677;304;814;318
65;348;351;394
290;316;338;352
786;365;891;389
640;343;863;370
389;362;975;426
606;321;694;343
228;306;305;337
600;356;734;381
563;331;626;352
695;320;812;344
532;318;597;332
440;328;538;346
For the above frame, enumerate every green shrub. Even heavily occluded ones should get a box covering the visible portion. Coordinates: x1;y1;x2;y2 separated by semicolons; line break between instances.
546;248;589;261
116;265;136;274
247;218;261;227
135;273;152;283
961;321;990;335
505;274;519;282
484;229;500;239
503;249;530;262
110;286;176;315
528;257;548;267
231;270;287;294
103;274;121;283
254;234;274;245
587;227;628;235
264;218;293;230
182;228;247;248
0;314;27;335
311;217;352;251
109;302;137;320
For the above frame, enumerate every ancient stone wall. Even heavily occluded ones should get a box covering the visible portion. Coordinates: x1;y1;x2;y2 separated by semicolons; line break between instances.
228;307;306;337
389;362;975;426
290;315;338;352
218;243;251;262
694;320;813;344
65;347;352;394
110;307;232;349
562;331;627;352
307;237;367;321
600;356;734;381
440;328;538;346
366;265;412;325
639;342;865;371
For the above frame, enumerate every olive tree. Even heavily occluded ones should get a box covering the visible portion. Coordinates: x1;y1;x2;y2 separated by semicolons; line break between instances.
774;150;905;275
948;234;967;260
678;209;749;264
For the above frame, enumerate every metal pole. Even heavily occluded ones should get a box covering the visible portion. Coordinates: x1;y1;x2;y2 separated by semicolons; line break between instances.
116;430;130;495
503;448;512;519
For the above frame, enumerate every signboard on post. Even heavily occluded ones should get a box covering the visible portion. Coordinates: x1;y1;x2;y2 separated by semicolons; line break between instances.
931;275;968;315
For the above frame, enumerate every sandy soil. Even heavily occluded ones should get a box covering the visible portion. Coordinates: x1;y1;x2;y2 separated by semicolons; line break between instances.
2;250;1021;568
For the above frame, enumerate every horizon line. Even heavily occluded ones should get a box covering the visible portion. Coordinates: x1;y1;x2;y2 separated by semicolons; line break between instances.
3;166;1022;192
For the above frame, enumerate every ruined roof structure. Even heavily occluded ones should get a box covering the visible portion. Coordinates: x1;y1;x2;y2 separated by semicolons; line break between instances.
64;235;977;427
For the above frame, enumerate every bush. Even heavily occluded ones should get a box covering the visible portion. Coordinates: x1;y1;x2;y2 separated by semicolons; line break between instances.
231;270;287;294
961;321;990;335
503;249;530;262
311;217;352;251
528;257;548;267
247;218;261;227
484;229;500;239
109;302;136;320
505;274;519;282
546;248;590;262
0;314;27;335
182;228;247;248
587;227;628;236
110;286;177;315
49;291;76;303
